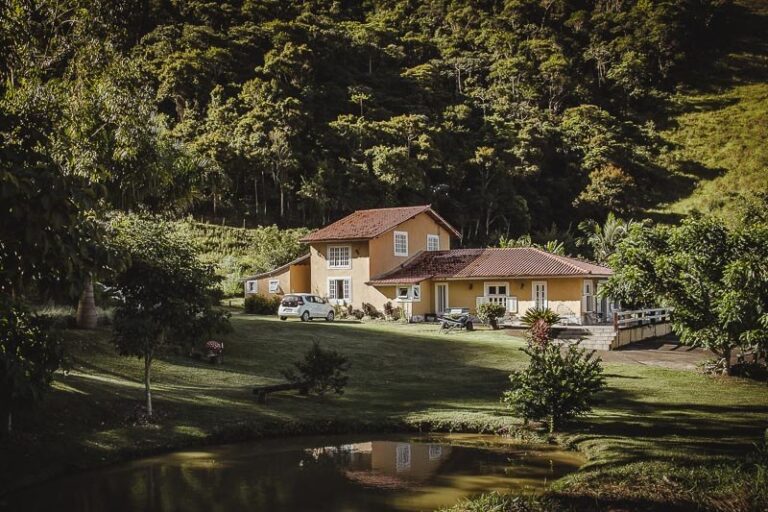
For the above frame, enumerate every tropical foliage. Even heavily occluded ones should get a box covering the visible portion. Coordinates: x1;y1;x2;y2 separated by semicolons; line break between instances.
504;327;605;433
0;0;732;245
110;215;229;417
603;211;768;374
0;299;62;436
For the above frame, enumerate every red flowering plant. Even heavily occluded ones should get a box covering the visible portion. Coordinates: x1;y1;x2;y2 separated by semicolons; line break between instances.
529;319;552;348
204;340;224;355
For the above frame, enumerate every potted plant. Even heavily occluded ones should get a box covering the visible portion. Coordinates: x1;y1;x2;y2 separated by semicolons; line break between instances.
204;340;224;364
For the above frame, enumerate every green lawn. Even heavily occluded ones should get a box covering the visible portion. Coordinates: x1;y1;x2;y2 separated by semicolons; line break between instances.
2;314;767;511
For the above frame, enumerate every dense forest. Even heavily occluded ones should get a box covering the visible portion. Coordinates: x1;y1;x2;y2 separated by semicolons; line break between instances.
1;0;740;248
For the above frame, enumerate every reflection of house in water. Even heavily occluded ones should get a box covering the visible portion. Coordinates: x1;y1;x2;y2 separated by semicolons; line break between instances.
305;441;452;489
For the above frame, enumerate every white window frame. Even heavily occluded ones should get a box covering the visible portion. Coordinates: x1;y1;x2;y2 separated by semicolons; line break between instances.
245;280;258;294
268;279;279;293
396;284;421;302
394;231;409;257
435;283;449;313
582;279;594;313
327;245;351;269
426;234;440;251
532;280;548;310
484;281;509;297
327;277;351;304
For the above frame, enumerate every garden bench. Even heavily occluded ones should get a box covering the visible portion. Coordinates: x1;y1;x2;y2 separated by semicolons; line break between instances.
252;381;310;404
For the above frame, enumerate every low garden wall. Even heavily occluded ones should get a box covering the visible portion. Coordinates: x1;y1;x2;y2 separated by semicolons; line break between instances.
614;322;673;349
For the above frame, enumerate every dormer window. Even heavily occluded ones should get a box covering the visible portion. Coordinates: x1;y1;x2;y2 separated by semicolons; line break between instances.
427;234;440;251
394;231;408;257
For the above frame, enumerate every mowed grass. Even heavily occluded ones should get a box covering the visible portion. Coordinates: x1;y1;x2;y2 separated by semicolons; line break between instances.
2;314;768;510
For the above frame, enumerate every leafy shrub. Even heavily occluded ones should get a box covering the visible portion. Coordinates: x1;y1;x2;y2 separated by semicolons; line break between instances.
503;343;605;433
383;301;394;317
476;302;507;329
362;302;381;318
244;294;281;315
281;340;350;396
350;309;365;320
521;307;561;327
391;306;402;321
217;255;245;297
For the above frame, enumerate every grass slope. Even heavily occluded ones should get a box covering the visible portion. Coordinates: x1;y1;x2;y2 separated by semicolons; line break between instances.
2;315;767;511
656;0;768;221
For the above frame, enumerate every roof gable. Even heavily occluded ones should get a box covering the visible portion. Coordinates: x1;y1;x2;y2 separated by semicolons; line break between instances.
300;205;461;243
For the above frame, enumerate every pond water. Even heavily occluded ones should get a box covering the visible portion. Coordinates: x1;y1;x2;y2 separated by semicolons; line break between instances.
2;434;583;512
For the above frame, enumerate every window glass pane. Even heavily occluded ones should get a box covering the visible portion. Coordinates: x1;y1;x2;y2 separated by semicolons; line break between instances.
342;279;350;299
394;232;408;255
498;286;507;295
488;286;496;295
413;285;420;299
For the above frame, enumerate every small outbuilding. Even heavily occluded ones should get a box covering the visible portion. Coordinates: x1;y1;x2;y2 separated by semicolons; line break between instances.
244;253;311;299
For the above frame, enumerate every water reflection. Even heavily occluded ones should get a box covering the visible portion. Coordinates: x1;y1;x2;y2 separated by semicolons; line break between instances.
0;435;583;512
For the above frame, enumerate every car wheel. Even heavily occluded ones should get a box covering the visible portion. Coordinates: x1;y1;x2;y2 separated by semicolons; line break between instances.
301;311;310;322
326;311;335;322
280;316;287;321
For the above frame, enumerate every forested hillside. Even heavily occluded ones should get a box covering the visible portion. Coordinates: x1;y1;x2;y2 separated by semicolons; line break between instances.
2;0;763;245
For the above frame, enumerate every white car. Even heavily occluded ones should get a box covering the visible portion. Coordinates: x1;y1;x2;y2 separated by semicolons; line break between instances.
278;293;335;322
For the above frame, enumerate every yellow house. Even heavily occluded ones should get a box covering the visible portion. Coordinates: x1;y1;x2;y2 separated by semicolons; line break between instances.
246;204;613;325
244;253;311;299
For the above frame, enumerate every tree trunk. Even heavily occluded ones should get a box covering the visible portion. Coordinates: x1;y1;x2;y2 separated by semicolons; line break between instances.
144;354;153;417
254;177;259;212
723;346;732;375
548;413;555;434
76;275;98;329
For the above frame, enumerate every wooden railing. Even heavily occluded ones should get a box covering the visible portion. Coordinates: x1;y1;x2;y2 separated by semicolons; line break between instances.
613;308;673;330
476;295;518;313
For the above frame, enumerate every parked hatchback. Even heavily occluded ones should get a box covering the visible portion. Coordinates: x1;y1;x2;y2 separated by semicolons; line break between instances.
278;293;335;322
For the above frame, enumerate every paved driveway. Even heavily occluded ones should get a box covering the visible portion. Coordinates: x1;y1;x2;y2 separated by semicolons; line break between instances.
601;336;713;370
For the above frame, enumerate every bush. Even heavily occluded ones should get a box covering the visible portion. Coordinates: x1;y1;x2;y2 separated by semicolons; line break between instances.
350;309;365;320
477;302;507;329
281;340;350;396
218;255;245;297
244;294;281;315
521;307;561;327
383;301;394;317
361;302;381;319
503;343;605;433
391;306;402;321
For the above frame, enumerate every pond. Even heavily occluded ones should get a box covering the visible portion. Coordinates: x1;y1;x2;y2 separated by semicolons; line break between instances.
2;434;584;512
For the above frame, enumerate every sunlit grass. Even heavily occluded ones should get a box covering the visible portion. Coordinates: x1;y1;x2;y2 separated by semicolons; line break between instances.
3;313;768;510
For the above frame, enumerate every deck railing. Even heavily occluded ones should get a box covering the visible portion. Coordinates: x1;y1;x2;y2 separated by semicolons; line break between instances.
613;308;673;330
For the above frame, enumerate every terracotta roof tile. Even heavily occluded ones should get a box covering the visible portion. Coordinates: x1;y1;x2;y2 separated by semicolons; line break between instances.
367;248;612;285
300;205;461;242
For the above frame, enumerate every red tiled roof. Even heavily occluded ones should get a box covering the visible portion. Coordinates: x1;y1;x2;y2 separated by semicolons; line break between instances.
367;248;612;285
300;205;461;242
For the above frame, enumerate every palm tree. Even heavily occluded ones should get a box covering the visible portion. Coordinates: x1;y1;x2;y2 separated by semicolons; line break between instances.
578;213;639;264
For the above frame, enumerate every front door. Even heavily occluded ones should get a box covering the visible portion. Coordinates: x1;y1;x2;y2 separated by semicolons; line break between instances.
435;283;448;314
532;281;547;309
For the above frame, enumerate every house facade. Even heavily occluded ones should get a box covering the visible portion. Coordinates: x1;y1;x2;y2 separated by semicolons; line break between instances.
245;205;613;324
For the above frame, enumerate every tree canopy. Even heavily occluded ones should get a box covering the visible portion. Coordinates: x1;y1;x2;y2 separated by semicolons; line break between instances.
0;0;729;244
